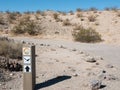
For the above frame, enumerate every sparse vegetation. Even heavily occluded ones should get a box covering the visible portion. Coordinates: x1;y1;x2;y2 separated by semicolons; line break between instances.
73;27;102;43
104;7;110;11
69;10;74;15
111;7;118;12
76;13;83;18
117;12;120;17
53;13;59;19
36;10;41;14
11;16;41;35
63;19;71;26
88;15;96;22
89;7;98;11
76;8;82;12
73;25;83;30
0;37;22;59
0;15;5;25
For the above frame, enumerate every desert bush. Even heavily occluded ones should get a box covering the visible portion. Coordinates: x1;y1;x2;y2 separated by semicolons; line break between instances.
73;27;102;43
89;7;98;11
104;7;110;11
63;19;71;26
111;7;118;12
0;16;5;25
36;10;41;14
69;10;74;15
76;13;83;18
0;37;22;59
12;16;41;35
53;13;59;20
76;8;82;12
88;15;96;22
73;25;83;30
117;12;120;17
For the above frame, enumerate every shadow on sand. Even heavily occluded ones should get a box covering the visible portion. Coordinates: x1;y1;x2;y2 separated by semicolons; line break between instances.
35;75;71;90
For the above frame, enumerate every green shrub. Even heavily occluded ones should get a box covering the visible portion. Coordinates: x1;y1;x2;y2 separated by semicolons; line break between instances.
73;27;102;43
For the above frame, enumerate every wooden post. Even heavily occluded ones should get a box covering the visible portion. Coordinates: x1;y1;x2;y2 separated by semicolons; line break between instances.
23;45;36;90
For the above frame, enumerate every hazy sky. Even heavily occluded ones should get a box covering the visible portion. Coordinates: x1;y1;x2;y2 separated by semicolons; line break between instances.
0;0;120;12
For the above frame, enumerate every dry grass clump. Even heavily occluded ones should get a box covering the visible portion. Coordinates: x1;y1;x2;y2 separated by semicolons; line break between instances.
76;13;83;18
62;19;71;26
111;7;118;12
89;7;98;11
69;10;74;15
73;25;83;30
11;16;42;35
0;16;5;25
53;13;59;20
76;8;82;12
117;12;120;17
104;7;110;11
88;15;96;22
0;37;22;59
73;27;102;43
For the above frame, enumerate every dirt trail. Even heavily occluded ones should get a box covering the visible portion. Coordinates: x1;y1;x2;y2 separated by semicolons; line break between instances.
10;36;120;67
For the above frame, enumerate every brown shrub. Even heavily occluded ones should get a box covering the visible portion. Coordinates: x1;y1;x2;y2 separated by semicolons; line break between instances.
0;37;22;59
63;19;71;26
88;15;96;22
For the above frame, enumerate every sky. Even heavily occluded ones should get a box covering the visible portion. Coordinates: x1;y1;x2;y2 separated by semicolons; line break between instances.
0;0;120;12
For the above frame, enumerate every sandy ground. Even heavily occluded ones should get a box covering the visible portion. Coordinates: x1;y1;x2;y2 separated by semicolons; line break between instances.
0;37;120;90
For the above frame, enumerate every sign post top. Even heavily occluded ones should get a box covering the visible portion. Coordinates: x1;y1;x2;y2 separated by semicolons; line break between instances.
23;46;31;55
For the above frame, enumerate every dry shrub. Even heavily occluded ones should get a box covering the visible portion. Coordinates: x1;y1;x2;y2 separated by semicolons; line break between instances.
53;13;59;20
117;12;120;17
0;37;22;59
0;15;5;25
63;19;71;26
89;7;98;11
111;7;118;12
73;27;102;43
76;13;83;18
88;15;96;22
12;16;41;35
69;10;74;15
104;7;110;11
73;25;83;30
76;8;82;12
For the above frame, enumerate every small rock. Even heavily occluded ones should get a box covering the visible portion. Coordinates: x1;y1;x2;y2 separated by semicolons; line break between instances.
51;48;56;51
60;45;66;49
106;74;118;81
79;51;84;54
73;73;79;77
40;44;44;46
90;80;102;90
85;56;96;63
72;48;77;51
95;62;99;65
9;73;14;76
105;64;114;68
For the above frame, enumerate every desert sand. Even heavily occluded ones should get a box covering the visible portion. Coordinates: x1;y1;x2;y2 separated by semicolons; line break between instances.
0;10;120;90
